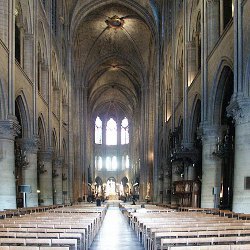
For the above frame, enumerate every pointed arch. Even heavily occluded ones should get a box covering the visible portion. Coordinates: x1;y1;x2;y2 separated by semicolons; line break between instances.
208;58;233;125
37;21;49;65
62;139;68;163
15;92;31;138
38;115;47;150
188;94;201;143
18;0;33;33
52;51;59;87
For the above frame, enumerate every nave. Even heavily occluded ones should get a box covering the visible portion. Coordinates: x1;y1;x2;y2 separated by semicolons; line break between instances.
2;201;250;249
90;202;144;250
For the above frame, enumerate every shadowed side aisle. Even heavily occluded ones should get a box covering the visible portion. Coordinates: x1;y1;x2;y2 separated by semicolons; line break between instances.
89;202;144;250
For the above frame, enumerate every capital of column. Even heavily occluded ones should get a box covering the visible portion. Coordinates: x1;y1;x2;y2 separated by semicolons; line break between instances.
0;119;20;140
38;148;53;162
17;136;39;154
199;124;222;142
227;97;250;125
53;157;63;168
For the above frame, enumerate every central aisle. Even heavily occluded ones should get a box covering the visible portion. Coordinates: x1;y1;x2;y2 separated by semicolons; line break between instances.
89;202;144;250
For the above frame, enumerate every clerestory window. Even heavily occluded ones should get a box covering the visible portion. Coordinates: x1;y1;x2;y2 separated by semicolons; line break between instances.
95;117;102;144
106;118;117;145
121;117;129;145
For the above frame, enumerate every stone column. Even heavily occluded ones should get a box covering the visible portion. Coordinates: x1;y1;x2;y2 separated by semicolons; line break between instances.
201;0;208;122
228;100;250;213
18;137;39;207
140;86;148;201
0;120;20;210
53;158;63;204
201;125;222;208
38;150;53;205
207;0;220;53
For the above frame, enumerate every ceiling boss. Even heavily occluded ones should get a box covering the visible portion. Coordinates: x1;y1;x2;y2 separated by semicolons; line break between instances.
105;15;125;29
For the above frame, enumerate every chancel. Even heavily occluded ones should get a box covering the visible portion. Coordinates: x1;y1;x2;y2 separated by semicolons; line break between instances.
1;0;250;249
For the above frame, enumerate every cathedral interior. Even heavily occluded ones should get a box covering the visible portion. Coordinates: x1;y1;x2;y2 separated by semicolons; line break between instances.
0;0;250;217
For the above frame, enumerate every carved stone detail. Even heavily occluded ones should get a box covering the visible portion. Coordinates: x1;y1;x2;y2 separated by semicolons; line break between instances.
38;149;53;162
199;124;221;142
53;157;63;168
17;137;39;154
0;119;20;140
227;98;250;125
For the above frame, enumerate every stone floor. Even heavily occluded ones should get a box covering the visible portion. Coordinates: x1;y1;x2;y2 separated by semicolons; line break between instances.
89;202;144;250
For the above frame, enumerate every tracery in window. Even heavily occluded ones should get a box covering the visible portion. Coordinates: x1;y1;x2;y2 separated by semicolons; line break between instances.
95;116;102;144
106;118;117;145
121;117;129;145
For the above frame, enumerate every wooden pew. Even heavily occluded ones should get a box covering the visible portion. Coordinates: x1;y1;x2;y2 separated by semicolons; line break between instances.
167;245;250;250
160;236;250;250
0;204;107;250
151;229;250;250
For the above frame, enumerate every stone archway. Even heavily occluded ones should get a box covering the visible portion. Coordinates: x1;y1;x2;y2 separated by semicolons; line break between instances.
15;95;38;207
202;64;234;209
215;67;234;210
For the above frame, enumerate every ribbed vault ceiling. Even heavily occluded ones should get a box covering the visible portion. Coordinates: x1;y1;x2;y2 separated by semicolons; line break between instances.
71;1;156;118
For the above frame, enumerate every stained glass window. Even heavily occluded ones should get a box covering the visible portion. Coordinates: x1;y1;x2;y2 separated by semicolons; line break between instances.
95;116;102;144
121;117;129;145
106;118;117;145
